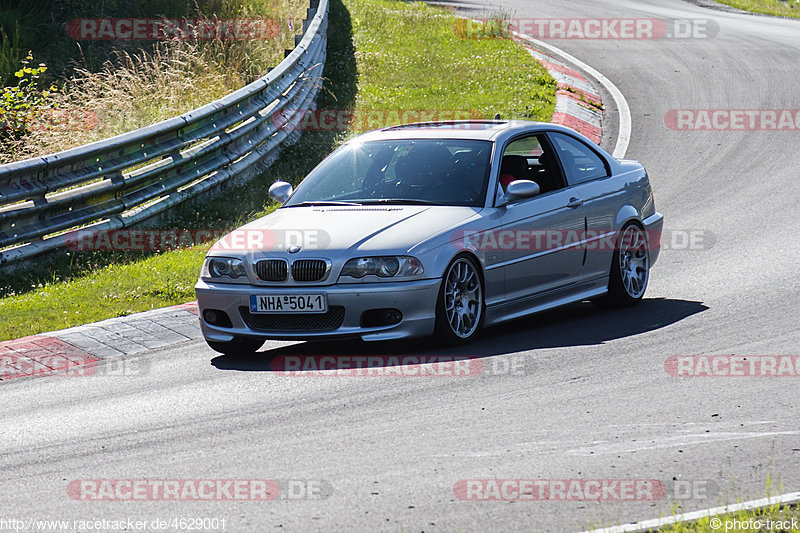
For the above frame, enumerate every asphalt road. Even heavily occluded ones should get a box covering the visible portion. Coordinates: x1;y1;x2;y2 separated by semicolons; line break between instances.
2;1;799;531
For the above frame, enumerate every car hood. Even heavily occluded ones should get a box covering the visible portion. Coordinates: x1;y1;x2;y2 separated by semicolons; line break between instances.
210;205;482;257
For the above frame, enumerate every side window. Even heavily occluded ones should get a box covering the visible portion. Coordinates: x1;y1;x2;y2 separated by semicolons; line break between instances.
504;135;543;158
498;134;564;196
548;132;609;185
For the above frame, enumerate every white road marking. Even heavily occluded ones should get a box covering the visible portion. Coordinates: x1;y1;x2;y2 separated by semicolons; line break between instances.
567;430;800;456
583;491;800;533
511;32;632;159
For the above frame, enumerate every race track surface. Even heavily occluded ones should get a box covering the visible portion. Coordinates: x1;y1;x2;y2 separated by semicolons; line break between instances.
2;1;798;531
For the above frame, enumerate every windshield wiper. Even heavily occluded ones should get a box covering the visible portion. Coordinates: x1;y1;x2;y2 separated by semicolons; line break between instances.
285;200;363;207
357;199;444;206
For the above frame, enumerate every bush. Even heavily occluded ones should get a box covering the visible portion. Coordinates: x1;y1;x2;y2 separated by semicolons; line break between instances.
0;52;58;142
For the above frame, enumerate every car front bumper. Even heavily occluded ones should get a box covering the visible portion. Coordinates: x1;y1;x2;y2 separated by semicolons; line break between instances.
195;277;441;343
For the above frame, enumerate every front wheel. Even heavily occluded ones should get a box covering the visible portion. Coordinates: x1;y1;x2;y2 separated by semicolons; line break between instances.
434;255;485;345
597;222;650;307
206;337;264;356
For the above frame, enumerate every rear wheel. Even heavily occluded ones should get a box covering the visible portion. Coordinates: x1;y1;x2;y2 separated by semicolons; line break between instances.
206;337;264;356
434;255;485;345
597;222;650;307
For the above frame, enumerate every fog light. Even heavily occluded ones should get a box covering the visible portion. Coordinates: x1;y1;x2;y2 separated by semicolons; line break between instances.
203;309;232;328
384;309;402;324
361;308;403;328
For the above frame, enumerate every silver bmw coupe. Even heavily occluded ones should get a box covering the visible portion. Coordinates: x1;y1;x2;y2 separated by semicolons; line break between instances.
195;120;663;353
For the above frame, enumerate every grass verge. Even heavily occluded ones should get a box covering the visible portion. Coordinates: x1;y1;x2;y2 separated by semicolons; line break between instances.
4;248;207;338
711;0;800;17
0;0;555;341
657;502;799;532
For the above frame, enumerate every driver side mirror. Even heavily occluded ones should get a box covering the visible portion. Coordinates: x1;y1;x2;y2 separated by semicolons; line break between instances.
498;179;540;207
268;181;293;204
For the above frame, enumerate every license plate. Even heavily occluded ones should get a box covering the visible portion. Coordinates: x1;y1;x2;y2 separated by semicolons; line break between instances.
249;294;327;314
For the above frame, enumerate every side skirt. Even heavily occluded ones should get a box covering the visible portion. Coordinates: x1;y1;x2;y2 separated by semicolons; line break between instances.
484;280;608;327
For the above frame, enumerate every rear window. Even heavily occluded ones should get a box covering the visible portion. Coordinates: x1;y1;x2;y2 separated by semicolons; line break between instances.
549;132;609;185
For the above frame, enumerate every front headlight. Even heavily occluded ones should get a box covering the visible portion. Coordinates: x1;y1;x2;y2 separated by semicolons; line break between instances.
201;256;247;282
339;256;423;280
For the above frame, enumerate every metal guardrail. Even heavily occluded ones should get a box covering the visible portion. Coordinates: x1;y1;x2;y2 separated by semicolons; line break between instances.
0;0;328;266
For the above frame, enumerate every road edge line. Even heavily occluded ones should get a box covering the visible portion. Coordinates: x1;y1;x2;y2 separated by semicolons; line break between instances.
511;32;632;159
582;491;800;533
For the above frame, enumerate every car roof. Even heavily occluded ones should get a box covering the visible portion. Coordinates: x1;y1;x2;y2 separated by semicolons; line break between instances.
351;120;583;143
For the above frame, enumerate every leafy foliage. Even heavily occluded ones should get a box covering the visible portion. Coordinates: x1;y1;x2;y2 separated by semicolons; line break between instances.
0;52;58;140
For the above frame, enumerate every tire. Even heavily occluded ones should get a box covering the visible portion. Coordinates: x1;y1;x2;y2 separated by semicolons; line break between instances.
596;222;650;307
434;255;485;345
206;337;264;356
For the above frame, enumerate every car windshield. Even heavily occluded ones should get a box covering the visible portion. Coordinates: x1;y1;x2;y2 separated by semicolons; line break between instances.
284;139;493;208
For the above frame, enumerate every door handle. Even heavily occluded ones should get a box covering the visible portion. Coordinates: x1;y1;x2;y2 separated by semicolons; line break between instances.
567;197;584;208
